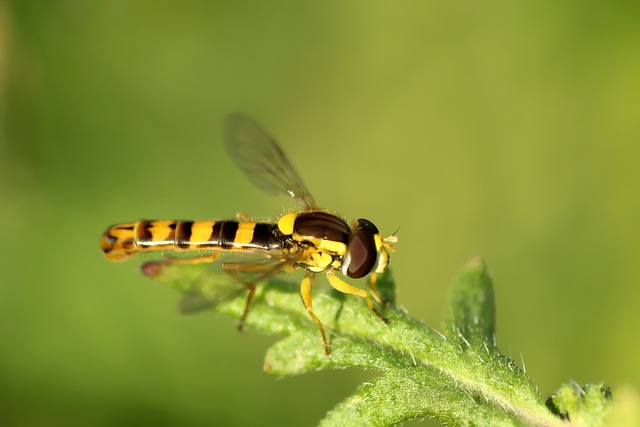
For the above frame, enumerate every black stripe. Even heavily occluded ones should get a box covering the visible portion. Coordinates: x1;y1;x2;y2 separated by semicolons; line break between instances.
219;221;239;249
136;220;153;242
175;221;194;249
210;222;222;245
163;222;177;242
251;223;276;250
122;237;135;249
105;232;118;246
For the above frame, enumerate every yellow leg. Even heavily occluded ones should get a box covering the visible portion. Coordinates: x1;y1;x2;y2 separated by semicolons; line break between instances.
169;253;221;265
222;269;256;332
140;252;220;277
220;261;289;331
300;273;331;356
369;272;383;304
326;271;388;324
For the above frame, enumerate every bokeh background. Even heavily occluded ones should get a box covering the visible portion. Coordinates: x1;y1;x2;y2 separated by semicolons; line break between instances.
2;1;639;426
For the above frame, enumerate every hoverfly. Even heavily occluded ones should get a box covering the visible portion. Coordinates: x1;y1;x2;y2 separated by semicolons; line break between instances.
100;113;397;355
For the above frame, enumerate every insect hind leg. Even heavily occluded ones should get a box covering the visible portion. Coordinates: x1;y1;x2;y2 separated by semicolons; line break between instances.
140;252;221;277
221;261;281;332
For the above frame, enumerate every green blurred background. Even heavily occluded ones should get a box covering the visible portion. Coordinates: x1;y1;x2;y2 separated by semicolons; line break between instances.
1;1;639;426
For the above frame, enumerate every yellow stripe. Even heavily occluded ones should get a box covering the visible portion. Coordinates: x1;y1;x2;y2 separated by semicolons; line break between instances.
234;222;256;245
190;221;216;244
146;220;174;242
318;240;348;255
292;231;348;256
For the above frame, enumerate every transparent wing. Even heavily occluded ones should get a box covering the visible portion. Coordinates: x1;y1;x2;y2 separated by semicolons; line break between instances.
178;272;247;314
177;255;296;315
224;113;317;209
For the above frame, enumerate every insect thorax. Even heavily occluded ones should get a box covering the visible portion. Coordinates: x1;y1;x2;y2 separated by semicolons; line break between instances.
279;211;350;273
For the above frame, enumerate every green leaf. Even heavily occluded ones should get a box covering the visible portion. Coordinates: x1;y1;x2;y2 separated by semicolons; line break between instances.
141;257;612;427
546;382;613;426
444;255;496;349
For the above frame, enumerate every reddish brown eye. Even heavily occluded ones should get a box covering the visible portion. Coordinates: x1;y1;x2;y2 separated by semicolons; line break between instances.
345;219;379;279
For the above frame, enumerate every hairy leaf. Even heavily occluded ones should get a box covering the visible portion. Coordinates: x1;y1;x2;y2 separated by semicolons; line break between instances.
142;257;612;426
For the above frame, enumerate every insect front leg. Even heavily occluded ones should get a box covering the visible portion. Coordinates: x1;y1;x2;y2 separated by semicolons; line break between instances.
300;272;331;356
326;271;388;324
368;272;383;304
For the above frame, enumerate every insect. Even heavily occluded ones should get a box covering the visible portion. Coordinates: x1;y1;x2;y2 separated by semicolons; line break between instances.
100;113;397;355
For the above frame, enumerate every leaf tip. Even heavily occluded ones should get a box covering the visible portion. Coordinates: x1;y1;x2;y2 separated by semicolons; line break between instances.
546;382;613;422
465;255;487;272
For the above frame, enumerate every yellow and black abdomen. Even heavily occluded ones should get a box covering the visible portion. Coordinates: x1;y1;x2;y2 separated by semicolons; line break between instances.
101;220;283;261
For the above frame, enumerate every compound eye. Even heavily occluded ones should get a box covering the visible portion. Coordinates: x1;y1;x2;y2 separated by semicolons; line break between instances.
345;219;379;279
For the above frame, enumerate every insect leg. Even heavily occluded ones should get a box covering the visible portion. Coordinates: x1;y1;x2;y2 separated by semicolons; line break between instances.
368;272;383;303
300;272;331;356
221;261;278;332
326;271;388;324
167;253;221;264
140;253;221;277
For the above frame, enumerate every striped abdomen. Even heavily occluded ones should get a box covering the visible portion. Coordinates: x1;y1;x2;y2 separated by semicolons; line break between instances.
101;220;284;261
